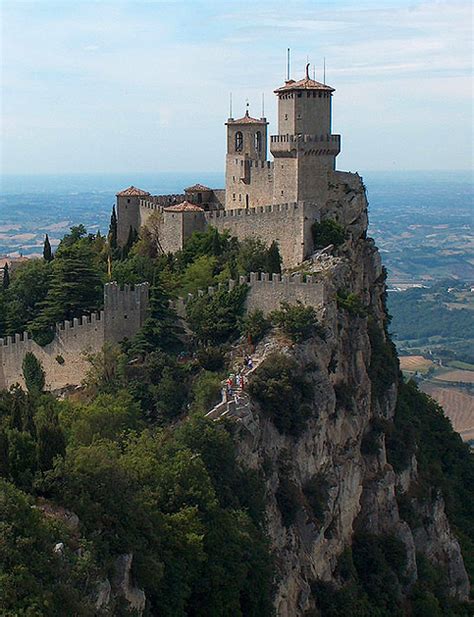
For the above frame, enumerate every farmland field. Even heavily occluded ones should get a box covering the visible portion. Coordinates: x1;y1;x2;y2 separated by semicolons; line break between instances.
399;355;434;373
421;382;474;442
434;369;474;384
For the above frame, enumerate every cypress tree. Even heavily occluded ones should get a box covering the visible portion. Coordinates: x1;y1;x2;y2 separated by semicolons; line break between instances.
122;225;138;259
22;352;45;395
43;234;53;262
266;241;282;274
109;206;118;250
2;263;10;290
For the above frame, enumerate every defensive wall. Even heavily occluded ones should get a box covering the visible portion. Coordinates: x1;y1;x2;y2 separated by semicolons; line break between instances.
204;202;319;267
0;283;149;392
176;271;326;317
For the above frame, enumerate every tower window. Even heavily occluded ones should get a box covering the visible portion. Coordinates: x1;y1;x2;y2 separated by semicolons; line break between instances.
235;131;243;152
255;131;262;153
284;114;288;120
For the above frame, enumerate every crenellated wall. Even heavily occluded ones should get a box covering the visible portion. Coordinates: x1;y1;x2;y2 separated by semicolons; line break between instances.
0;283;149;392
176;271;326;317
204;201;319;267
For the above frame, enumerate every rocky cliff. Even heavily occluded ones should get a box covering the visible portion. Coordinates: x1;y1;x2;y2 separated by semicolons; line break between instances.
231;174;470;615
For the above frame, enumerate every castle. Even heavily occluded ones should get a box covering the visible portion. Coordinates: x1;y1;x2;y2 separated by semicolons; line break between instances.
1;66;364;391
116;65;341;267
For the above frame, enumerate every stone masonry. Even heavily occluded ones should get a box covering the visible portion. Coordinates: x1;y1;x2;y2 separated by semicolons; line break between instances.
0;283;149;392
116;65;342;268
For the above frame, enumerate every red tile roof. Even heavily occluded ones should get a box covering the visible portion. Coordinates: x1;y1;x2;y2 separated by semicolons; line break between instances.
116;186;150;197
274;77;334;93
185;183;212;192
226;110;267;125
164;201;204;212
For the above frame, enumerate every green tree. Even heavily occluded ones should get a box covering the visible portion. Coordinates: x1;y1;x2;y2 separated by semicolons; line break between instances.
29;243;103;344
1;259;51;336
180;255;217;296
22;352;45;395
266;240;282;274
108;205;118;250
271;301;320;342
186;284;248;345
2;263;10;290
35;401;66;471
130;278;182;356
43;234;53;262
312;219;346;249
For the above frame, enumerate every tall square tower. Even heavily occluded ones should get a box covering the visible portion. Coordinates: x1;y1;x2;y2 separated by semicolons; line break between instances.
271;65;341;203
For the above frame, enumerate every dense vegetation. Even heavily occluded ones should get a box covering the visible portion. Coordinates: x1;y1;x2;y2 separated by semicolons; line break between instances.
1;220;472;615
388;280;474;364
0;223;281;615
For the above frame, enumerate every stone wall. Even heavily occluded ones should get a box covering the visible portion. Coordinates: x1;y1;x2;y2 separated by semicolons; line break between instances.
0;283;149;392
204;202;319;267
225;157;274;209
176;271;326;317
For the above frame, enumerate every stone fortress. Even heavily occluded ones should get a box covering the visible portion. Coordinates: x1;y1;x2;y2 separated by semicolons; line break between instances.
1;65;365;391
116;64;343;268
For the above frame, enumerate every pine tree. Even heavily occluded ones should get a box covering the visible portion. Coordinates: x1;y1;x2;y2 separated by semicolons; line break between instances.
108;206;118;250
29;243;103;344
266;241;282;274
43;235;53;262
130;277;182;355
2;264;10;290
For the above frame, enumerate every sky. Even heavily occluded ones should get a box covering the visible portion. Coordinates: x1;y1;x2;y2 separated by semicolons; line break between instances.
1;0;472;175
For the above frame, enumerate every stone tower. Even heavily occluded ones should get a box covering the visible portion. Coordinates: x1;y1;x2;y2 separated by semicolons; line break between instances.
271;65;341;203
116;186;151;245
225;109;269;209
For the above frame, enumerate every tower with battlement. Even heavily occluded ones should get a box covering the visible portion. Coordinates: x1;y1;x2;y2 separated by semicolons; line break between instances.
271;64;341;203
115;67;344;267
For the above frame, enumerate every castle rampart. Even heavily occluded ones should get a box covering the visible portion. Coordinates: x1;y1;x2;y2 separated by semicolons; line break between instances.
205;201;319;267
176;271;326;317
0;283;149;392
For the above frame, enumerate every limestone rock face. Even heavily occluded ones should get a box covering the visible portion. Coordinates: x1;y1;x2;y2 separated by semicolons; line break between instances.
234;174;470;615
111;553;146;614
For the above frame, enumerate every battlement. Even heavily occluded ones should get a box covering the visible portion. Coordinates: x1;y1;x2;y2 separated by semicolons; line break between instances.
0;282;149;391
140;194;185;208
247;160;274;170
205;202;303;220
104;282;149;307
271;133;340;144
176;271;326;317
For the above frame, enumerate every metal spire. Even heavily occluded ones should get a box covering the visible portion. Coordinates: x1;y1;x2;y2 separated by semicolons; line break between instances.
229;92;233;118
323;57;326;84
261;92;265;117
287;48;291;80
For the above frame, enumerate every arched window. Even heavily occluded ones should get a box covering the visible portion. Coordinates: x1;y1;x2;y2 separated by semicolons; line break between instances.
235;131;243;152
255;131;262;153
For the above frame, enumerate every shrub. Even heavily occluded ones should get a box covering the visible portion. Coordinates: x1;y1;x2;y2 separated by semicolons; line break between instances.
55;354;65;365
312;219;346;249
337;291;367;317
241;309;271;344
247;353;313;436
191;372;223;414
186;284;248;345
276;478;301;527
303;474;330;524
196;346;225;372
271;301;322;343
367;317;398;399
334;382;355;411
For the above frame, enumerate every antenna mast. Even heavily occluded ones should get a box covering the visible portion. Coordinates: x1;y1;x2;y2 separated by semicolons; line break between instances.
287;48;291;80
